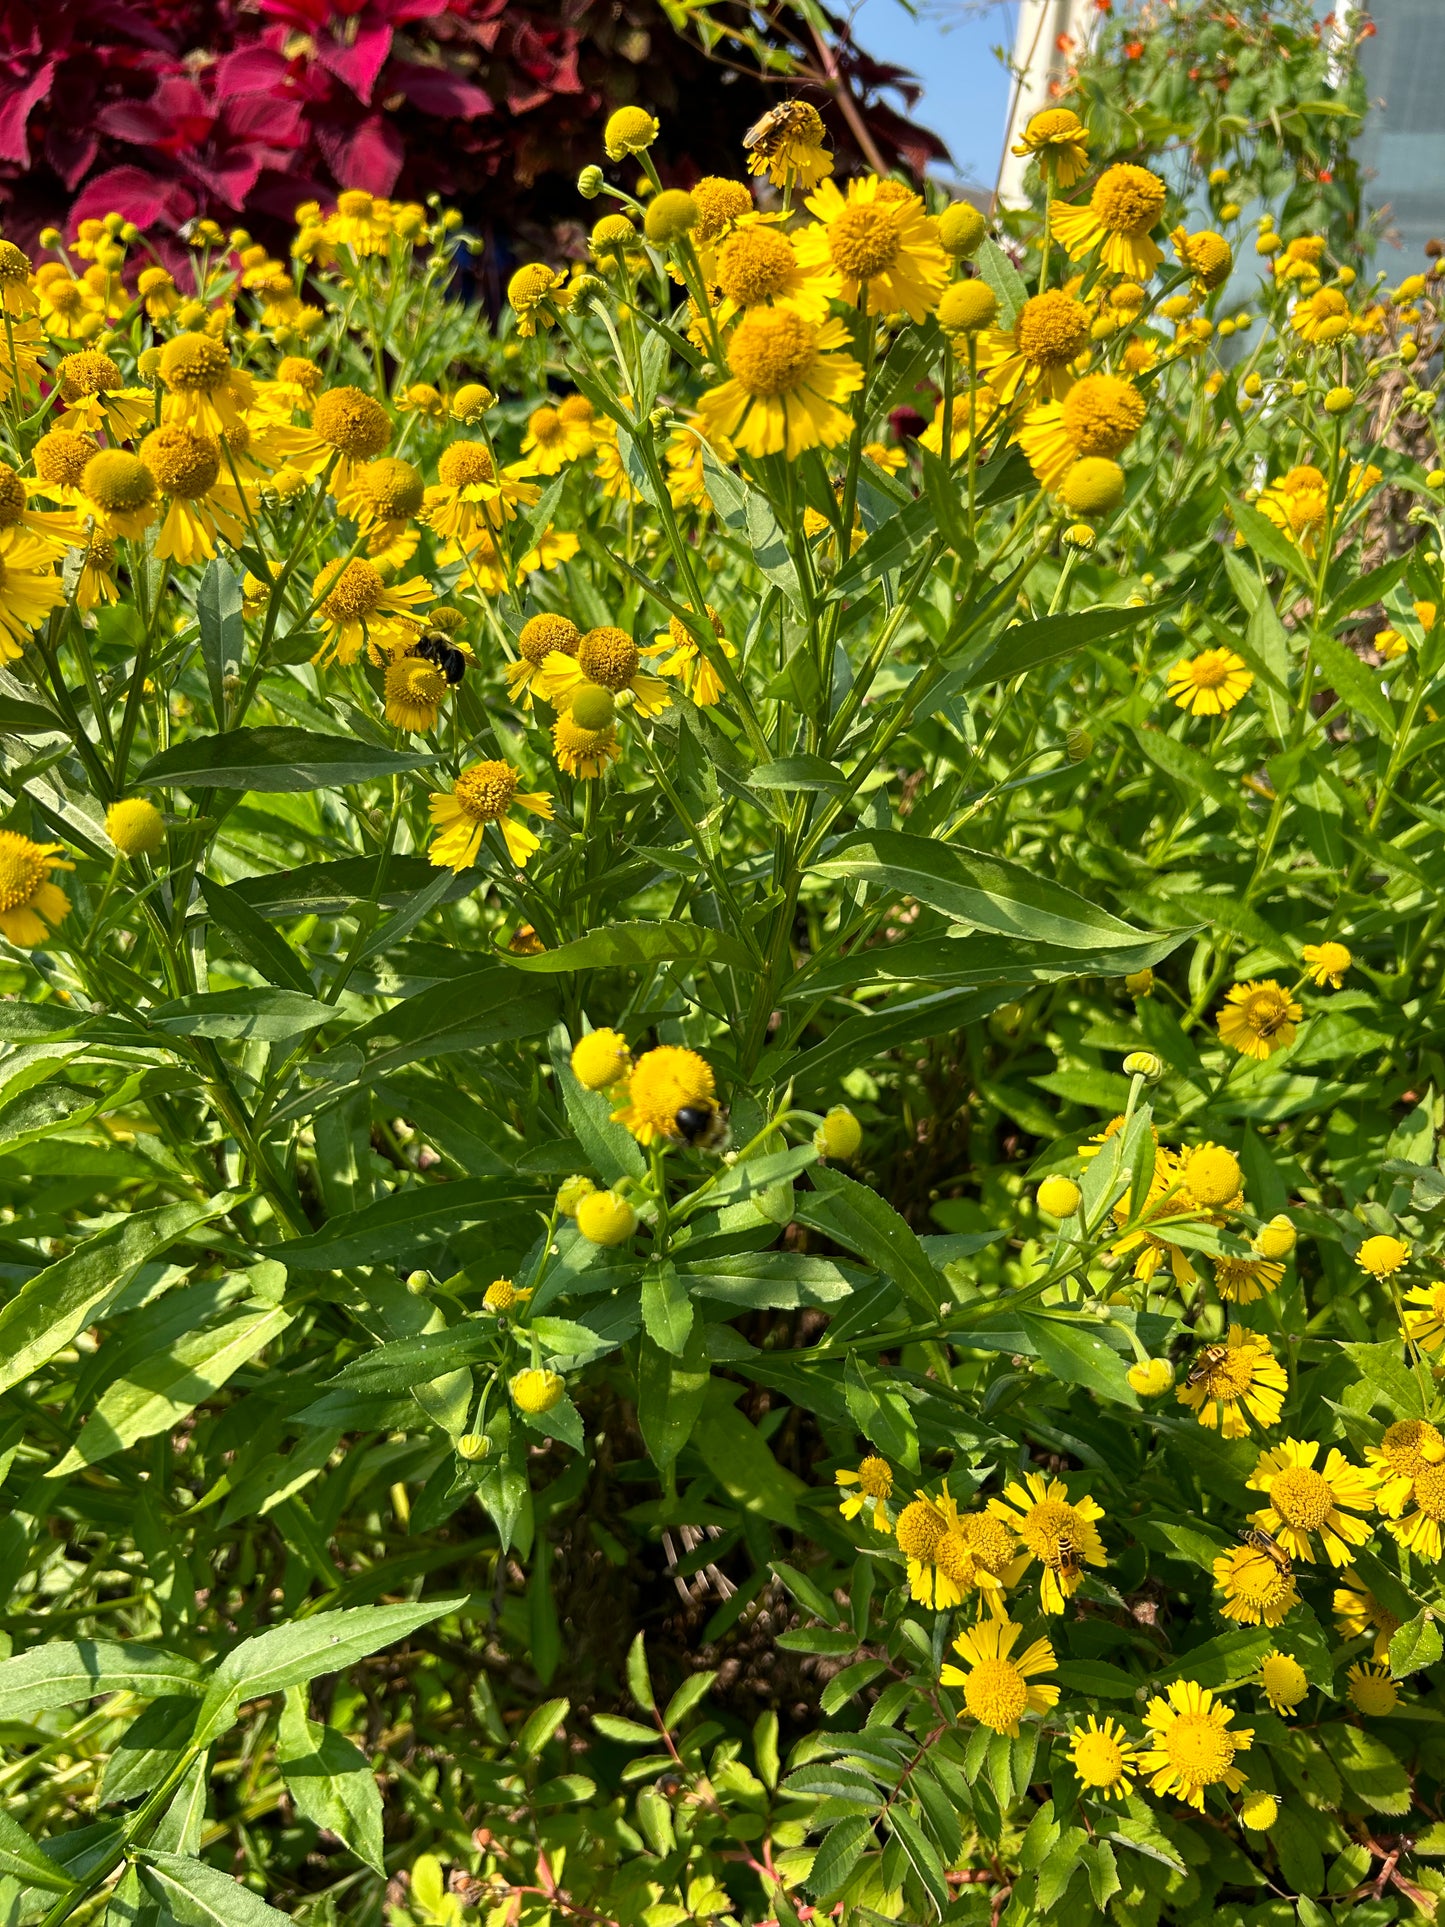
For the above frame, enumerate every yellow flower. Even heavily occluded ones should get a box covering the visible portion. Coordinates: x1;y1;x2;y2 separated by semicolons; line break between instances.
0;462;79;557
691;175;755;250
712;221;838;329
0;528;66;659
1036;1175;1080;1218
1254;1650;1308;1716
1302;941;1352;988
929;1508;1026;1609
604;105;658;160
1212;1253;1285;1305
1257;464;1329;557
1333;1572;1402;1659
265;384;393;494
987;1469;1105;1614
424;442;539;558
1254;1215;1296;1262
1359;1234;1409;1280
918;385;1005;461
1172;226;1233;290
0;830;72;947
1010;107;1090;188
383;655;448;733
535;625;672;719
552;711;622;779
1211;1544;1299;1626
611;1045;715;1146
697;305;863;460
1166;647;1253;716
1141;1679;1251;1809
744;100;833;192
1216;980;1301;1060
510;1367;565;1415
508;262;569;336
1110;1146;1202;1287
311;557;431;668
1292;286;1353;344
1051;165;1167;280
1127;1357;1173;1397
796;175;947;322
80;450;159;543
935;281;997;336
1182;1143;1242;1210
139;424;245;567
1176;1327;1287;1438
105;798;164;858
836;1456;893;1531
1068;1717;1142;1800
427;760;553;872
1060;458;1124;517
1246;1437;1376;1567
336;457;426;540
1347;1661;1399;1717
56;350;151;440
641;604;736;707
1366;1421;1445;1519
1017;373;1146;491
571;1029;631;1093
1415;599;1439;632
593;424;645;503
483;1279;532;1314
1402;1282;1445;1354
522;399;595;473
976;290;1090;402
941;1617;1059;1736
506;612;580;710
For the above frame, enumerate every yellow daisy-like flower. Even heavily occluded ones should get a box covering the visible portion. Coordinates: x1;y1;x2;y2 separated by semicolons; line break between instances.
56;350;151;441
1141;1680;1251;1810
611;1045;715;1147
697;306;863;460
1383;1459;1445;1562
1254;1650;1309;1716
71;531;118;610
1212;1253;1286;1305
1333;1571;1402;1660
712;220;838;329
552;713;622;780
535;625;672;719
1257;464;1329;557
1216;980;1302;1061
139;423;246;567
0;830;72;946
1172;226;1233;290
423;442;540;558
796;175;947;322
335;456;426;541
836;1456;893;1532
1401;1281;1445;1352
510;1366;565;1414
1068;1717;1142;1800
1292;286;1353;344
1246;1437;1376;1567
507;612;580;710
894;1494;948;1601
383;655;448;733
1211;1543;1299;1626
521;400;595;474
902;1495;1026;1610
744;100;833;193
1016;374;1146;491
1366;1420;1445;1517
641;604;736;707
1010;107;1090;188
941;1617;1059;1737
483;1278;532;1314
987;1470;1105;1614
1359;1234;1409;1281
1110;1146;1202;1288
508;262;569;337
0;528;66;659
1301;941;1352;988
1166;647;1253;717
311;557;431;668
1176;1327;1287;1438
0;463;78;557
1050;164;1167;280
1347;1661;1400;1717
264;384;393;495
975;290;1090;403
427;759;553;872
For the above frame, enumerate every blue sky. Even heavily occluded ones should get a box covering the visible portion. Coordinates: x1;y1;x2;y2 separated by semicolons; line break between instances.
850;0;1020;190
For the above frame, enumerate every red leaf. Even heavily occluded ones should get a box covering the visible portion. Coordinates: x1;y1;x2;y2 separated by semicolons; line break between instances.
314;22;393;104
212;46;294;99
389;63;492;118
69;165;195;235
336;112;403;194
0;59;56;166
45;124;98;191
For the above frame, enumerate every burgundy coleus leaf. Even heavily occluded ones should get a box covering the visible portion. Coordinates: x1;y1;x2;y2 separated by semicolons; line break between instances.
387;60;492;118
69;163;196;234
0;59;57;165
46;124;100;190
211;45;296;100
318;110;403;193
313;21;393;102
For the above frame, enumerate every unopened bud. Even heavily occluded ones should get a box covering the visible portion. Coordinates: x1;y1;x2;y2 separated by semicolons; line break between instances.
1401;337;1420;363
405;1269;430;1294
458;1432;491;1461
578;165;606;200
1123;1050;1163;1083
1065;726;1093;762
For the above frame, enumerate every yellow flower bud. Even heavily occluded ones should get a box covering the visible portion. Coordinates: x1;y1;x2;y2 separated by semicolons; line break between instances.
458;1432;491;1460
1324;385;1355;414
555;1174;597;1218
937;202;987;258
1253;1215;1296;1261
571;1028;631;1091
105;797;165;857
576;1190;637;1246
1123;1050;1163;1082
1036;1176;1081;1219
510;1368;565;1415
816;1105;863;1162
1124;968;1154;997
1126;1357;1173;1397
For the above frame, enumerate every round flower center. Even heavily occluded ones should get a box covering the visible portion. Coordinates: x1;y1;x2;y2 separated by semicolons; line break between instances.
857;1456;891;1499
895;1499;944;1562
321;559;385;623
1092;164;1166;234
440;443;495;491
0;466;25;528
578;627;639;690
83;450;156;514
48;282;85;317
1240;988;1292;1034
388;657;446;705
727;306;819;398
356;457;425;519
1021;1497;1081;1562
1350;1668;1398;1717
1231;1551;1292;1609
963;1658;1027;1731
529;408;563;446
961;1512;1016;1572
1184;1144;1241;1207
554;712;610;754
59;351;122;400
1268;1465;1334;1530
1060;375;1145;457
1072;1730;1124;1787
454;761;519;823
1260;1654;1307;1706
519;613;580;666
0;240;28;284
313;386;392;457
511;263;560;307
625;1046;716;1137
337;190;374;220
83;534;116;570
0;838;46;912
557;395;594;428
716;227;796;306
485;1280;519;1311
1202;1345;1261;1399
828;202;902;281
1164;1712;1234;1783
692;176;754;245
1028;107;1084;144
1381;1420;1444;1475
1412;1464;1445;1521
1016;291;1090;368
277;355;322;394
141;425;220;499
158;333;231;395
35;429;94;488
1190;656;1231;690
1308;289;1349;321
936;1529;977;1585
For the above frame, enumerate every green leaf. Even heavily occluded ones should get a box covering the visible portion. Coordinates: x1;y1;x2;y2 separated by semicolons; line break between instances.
810;831;1160;950
193;1596;465;1744
1308;629;1396;740
0;1642;203;1719
0;1811;72;1892
197;557;243;721
1132;727;1244;815
677;1252;858;1310
312;968;560;1086
324;1321;502;1391
199;877;314;995
1324;1724;1412;1813
845;1354;920;1470
1159;1625;1273;1689
637;1327;710;1475
0;1195;234;1401
1017;1312;1139;1408
808;1815;876;1899
501;919;750;972
1232;498;1309;579
277;1687;384;1873
1054;1660;1139;1699
551;1026;646;1185
953;603;1150;693
53;1301;292;1475
641;1260;693;1356
692;1382;805;1528
886;1804;950;1916
749;755;850;796
139;1851;293;1926
776;1628;857;1656
701;448;803;610
662;1671;717;1727
230;855;471;919
146;988;334;1043
975;237;1028;331
1389;1610;1443;1678
515;1696;570;1760
137;727;434;793
591;1713;659;1746
793;1167;944;1317
271;1176;543;1269
626;1633;654;1713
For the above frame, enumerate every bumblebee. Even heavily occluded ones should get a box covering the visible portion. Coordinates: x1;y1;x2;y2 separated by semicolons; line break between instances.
1186;1343;1229;1387
742;100;819;160
1239;1524;1292;1578
411;630;468;685
674;1103;731;1153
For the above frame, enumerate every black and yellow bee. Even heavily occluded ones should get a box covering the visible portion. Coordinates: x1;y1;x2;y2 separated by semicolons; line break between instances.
674;1103;731;1153
410;630;468;685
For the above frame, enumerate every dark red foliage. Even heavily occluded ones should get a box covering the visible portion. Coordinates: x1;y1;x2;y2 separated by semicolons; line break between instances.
0;0;947;294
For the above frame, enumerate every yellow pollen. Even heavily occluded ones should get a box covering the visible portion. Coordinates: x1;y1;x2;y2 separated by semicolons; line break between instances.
896;1499;945;1560
1092;164;1167;233
1412;1464;1445;1521
356;457;424;519
336;190;373;220
158;332;231;393
1382;1420;1445;1475
312;386;392;457
1060;374;1145;456
0;466;24;528
691;176;754;244
1164;1712;1234;1780
856;1456;892;1498
277;355;322;393
1016;291;1090;368
557;394;595;427
519;613;581;665
0;240;29;282
716;227;797;306
0;839;48;913
1072;1729;1125;1786
438;442;496;489
453;760;519;822
1268;1465;1334;1530
963;1658;1028;1731
320;558;385;622
33;429;93;487
58;351;123;399
528;407;563;445
140;424;220;498
83;450;156;514
727;306;819;398
577;626;639;690
827;201;902;280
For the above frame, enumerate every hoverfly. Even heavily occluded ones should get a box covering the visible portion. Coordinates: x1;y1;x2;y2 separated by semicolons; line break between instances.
742;100;821;161
1239;1524;1293;1579
1186;1343;1229;1387
673;1102;731;1154
1054;1533;1082;1581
